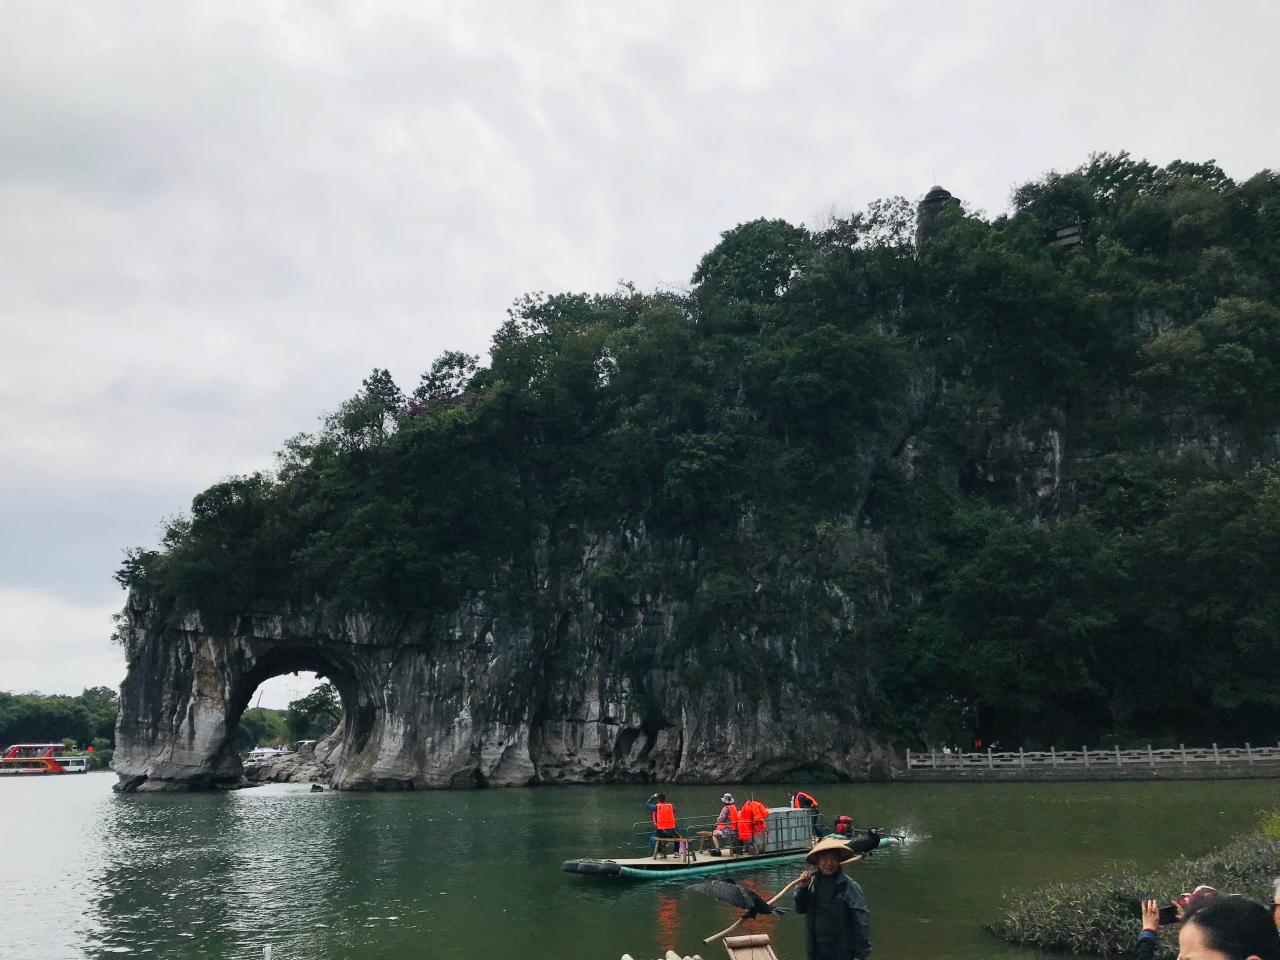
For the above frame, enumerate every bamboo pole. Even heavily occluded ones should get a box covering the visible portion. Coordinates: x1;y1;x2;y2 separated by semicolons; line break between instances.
702;854;866;944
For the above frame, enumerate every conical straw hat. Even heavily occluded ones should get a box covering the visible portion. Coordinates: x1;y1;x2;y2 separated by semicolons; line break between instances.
806;836;856;865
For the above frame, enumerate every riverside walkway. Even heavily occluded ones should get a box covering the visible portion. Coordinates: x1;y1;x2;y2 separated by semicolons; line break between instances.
905;743;1280;781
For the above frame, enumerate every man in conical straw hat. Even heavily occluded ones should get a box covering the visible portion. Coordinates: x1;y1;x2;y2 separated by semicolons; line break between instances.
793;837;871;960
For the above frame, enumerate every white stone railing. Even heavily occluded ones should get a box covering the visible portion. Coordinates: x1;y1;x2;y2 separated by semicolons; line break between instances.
907;743;1280;770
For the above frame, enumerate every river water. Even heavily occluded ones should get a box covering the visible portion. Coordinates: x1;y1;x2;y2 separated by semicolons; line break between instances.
2;773;1275;960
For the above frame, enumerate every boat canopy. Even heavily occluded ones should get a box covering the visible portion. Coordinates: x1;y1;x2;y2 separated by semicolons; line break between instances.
2;744;66;759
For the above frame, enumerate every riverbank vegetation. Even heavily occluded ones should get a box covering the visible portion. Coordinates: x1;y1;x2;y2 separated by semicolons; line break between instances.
0;688;118;769
116;152;1280;751
235;682;340;748
0;687;117;748
236;707;286;750
992;814;1280;957
1;684;335;757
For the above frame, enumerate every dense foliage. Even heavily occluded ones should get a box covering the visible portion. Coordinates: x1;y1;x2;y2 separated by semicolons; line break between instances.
235;684;341;748
118;153;1280;750
0;685;333;756
0;687;118;748
236;707;287;750
992;820;1280;957
284;682;341;742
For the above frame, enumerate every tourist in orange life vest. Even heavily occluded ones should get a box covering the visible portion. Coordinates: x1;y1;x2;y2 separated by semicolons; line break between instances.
791;790;818;809
737;798;769;852
710;792;738;856
646;792;679;855
790;790;824;838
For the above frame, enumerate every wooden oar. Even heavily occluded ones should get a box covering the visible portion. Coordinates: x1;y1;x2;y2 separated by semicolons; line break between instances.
702;853;865;944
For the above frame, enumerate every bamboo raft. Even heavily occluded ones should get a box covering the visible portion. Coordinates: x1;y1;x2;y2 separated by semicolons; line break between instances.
564;807;822;881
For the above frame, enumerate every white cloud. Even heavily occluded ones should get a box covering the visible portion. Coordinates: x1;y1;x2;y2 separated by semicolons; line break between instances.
251;671;325;711
0;585;317;707
0;589;124;696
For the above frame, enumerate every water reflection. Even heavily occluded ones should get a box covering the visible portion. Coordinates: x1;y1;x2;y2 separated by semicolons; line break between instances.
653;892;681;951
86;789;337;957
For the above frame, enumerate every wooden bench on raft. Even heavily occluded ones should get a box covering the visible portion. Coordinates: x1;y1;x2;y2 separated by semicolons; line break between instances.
652;835;694;860
653;831;734;860
722;934;780;960
652;833;763;862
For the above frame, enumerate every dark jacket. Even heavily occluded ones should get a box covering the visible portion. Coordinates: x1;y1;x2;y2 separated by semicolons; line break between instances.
1134;930;1158;960
794;869;871;959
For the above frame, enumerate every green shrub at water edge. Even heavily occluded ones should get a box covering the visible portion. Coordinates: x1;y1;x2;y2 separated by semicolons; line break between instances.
991;828;1280;957
89;747;114;771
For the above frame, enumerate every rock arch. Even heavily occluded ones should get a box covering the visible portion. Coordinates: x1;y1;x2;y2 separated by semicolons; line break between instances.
113;589;891;791
112;589;553;792
112;599;385;791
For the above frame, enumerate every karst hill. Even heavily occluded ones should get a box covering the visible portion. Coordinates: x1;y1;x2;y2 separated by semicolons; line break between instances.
113;153;1280;790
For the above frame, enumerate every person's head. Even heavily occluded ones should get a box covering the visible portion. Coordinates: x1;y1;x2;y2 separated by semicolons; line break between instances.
814;851;842;876
1178;886;1221;920
805;837;853;876
654;793;666;802
1181;896;1280;960
721;793;734;804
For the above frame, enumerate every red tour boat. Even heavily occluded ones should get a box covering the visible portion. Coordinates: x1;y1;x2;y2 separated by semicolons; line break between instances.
0;743;91;775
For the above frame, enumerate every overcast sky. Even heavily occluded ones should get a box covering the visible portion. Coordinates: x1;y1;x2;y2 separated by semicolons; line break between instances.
2;0;1276;708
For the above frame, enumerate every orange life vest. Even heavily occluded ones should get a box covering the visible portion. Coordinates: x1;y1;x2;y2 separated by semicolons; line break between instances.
652;801;676;830
719;803;739;828
737;799;767;840
792;791;817;809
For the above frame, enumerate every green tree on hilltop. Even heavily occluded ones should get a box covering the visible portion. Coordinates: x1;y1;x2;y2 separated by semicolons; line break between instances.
116;152;1280;749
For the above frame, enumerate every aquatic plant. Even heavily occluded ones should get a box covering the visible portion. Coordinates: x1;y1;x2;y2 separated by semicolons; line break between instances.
991;827;1280;957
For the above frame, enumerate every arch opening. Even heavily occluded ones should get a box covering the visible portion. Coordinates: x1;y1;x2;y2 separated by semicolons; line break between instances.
218;646;372;787
237;671;331;751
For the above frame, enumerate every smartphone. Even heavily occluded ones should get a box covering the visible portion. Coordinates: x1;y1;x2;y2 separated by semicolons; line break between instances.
1134;896;1181;926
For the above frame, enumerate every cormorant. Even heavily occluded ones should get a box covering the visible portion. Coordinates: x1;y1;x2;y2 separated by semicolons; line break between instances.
688;878;789;920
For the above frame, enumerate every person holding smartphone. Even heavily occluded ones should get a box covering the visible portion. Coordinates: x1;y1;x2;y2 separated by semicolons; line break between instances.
1136;887;1219;958
1137;898;1165;960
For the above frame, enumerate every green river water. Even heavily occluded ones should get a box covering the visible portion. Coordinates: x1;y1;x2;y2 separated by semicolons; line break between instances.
2;773;1276;960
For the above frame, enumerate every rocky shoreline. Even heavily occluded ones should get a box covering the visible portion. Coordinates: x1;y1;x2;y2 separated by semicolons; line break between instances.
243;741;337;786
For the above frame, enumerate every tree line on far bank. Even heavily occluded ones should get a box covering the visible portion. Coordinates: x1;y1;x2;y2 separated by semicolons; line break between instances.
1;682;341;755
0;687;118;770
0;687;118;748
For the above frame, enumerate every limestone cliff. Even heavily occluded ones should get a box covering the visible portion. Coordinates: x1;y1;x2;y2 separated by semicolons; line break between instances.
112;394;1276;793
113;583;896;791
112;158;1280;788
113;388;1279;793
